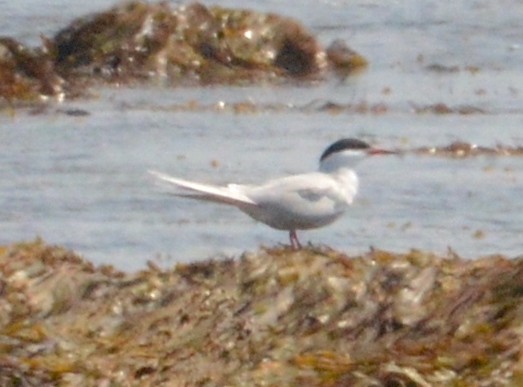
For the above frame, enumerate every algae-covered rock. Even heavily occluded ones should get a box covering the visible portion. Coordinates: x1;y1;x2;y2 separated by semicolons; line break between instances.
51;1;327;84
1;1;367;105
0;37;64;104
1;240;522;385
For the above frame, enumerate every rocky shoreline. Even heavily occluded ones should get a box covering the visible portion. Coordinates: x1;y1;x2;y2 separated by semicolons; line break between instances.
1;240;521;385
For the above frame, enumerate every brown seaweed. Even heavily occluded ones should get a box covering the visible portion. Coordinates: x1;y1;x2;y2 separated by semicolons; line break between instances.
412;141;523;158
1;240;522;385
1;1;366;106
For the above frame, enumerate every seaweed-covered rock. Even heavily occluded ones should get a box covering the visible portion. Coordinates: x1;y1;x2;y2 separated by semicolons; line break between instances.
51;1;329;84
1;240;522;385
1;1;367;105
0;38;64;103
326;39;369;76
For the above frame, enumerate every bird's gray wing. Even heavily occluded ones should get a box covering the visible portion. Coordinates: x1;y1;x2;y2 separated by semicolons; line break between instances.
246;173;350;214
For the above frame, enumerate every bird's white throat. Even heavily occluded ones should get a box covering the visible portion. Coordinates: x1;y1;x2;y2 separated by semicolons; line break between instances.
318;149;366;173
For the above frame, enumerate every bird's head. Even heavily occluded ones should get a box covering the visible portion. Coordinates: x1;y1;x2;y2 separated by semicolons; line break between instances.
319;138;397;172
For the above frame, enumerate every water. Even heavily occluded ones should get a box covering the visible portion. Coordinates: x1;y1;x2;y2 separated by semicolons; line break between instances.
1;0;522;270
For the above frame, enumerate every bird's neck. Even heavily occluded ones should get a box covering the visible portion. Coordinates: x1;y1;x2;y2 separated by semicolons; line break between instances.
323;167;359;204
319;153;361;174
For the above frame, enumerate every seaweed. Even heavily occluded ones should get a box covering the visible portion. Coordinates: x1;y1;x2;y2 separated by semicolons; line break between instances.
1;1;366;106
1;240;521;385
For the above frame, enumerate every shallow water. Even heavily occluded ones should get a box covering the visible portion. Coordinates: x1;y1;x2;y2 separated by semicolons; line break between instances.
1;0;523;270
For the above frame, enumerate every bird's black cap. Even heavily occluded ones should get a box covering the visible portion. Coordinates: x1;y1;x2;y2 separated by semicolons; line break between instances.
320;138;371;162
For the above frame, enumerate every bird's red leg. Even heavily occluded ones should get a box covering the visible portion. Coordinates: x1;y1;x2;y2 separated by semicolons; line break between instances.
289;230;302;250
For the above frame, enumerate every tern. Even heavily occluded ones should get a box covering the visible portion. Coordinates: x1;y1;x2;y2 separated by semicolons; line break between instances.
150;138;396;249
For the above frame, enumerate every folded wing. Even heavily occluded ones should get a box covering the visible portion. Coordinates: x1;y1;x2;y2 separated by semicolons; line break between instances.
239;172;353;230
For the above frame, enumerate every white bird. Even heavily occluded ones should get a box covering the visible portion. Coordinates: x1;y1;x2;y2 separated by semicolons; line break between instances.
150;138;396;249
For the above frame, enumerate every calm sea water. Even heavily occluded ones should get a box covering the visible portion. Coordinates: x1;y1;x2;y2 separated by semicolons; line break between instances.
1;0;522;270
